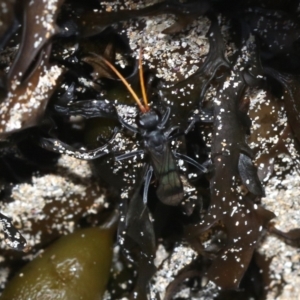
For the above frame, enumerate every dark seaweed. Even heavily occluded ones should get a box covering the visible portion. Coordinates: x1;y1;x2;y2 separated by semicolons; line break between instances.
1;0;300;299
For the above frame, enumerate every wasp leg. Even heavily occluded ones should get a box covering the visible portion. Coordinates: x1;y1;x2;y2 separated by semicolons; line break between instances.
115;150;144;161
163;125;182;139
143;166;153;205
174;152;207;173
55;99;118;119
158;106;171;129
167;131;185;140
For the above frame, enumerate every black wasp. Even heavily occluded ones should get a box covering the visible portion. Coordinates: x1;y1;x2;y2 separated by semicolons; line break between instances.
40;51;207;207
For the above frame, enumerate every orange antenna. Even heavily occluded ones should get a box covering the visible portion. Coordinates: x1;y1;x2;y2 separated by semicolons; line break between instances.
100;56;147;113
139;48;149;111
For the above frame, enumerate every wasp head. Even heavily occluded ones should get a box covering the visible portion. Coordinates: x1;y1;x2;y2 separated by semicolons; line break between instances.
136;109;161;130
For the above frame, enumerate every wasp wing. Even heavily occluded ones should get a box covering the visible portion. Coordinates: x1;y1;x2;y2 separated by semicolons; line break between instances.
150;144;183;206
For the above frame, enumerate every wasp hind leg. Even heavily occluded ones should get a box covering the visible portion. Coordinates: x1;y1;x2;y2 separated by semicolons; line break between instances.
115;150;144;161
174;152;208;173
143;166;153;205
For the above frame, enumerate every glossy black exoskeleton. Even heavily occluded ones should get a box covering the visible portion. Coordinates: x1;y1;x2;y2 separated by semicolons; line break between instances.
116;107;184;206
40;54;207;207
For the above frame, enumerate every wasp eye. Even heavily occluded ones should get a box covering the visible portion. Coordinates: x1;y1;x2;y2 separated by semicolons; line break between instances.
138;117;145;127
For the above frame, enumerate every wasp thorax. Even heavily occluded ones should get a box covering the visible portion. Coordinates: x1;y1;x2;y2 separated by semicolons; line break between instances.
136;109;161;130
